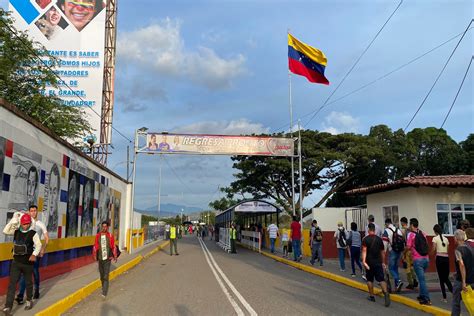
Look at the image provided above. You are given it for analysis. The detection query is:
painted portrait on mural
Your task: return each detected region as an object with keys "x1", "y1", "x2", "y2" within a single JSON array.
[
  {"x1": 0, "y1": 137, "x2": 5, "y2": 183},
  {"x1": 8, "y1": 144, "x2": 42, "y2": 211},
  {"x1": 112, "y1": 190, "x2": 121, "y2": 241},
  {"x1": 66, "y1": 170, "x2": 80, "y2": 237},
  {"x1": 45, "y1": 163, "x2": 60, "y2": 233},
  {"x1": 80, "y1": 178, "x2": 94, "y2": 236},
  {"x1": 97, "y1": 183, "x2": 110, "y2": 232}
]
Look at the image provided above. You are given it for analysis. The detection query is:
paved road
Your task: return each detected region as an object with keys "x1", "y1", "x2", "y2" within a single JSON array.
[{"x1": 66, "y1": 236, "x2": 427, "y2": 315}]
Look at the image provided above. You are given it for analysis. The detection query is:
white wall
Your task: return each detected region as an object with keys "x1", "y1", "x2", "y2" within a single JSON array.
[
  {"x1": 367, "y1": 187, "x2": 474, "y2": 235},
  {"x1": 0, "y1": 103, "x2": 130, "y2": 248},
  {"x1": 310, "y1": 207, "x2": 347, "y2": 231}
]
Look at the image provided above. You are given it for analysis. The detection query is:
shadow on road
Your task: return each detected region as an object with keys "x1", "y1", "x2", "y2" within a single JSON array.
[
  {"x1": 175, "y1": 304, "x2": 193, "y2": 316},
  {"x1": 100, "y1": 302, "x2": 123, "y2": 316}
]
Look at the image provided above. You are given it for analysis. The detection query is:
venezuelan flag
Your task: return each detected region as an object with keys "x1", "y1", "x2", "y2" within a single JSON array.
[{"x1": 288, "y1": 34, "x2": 329, "y2": 85}]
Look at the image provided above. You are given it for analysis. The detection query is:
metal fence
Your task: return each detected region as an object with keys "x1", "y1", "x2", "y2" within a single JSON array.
[
  {"x1": 144, "y1": 224, "x2": 165, "y2": 244},
  {"x1": 240, "y1": 230, "x2": 261, "y2": 252}
]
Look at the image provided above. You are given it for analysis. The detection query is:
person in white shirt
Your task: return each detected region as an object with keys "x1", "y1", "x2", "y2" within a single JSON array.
[
  {"x1": 267, "y1": 223, "x2": 279, "y2": 253},
  {"x1": 365, "y1": 214, "x2": 383, "y2": 237},
  {"x1": 382, "y1": 218, "x2": 404, "y2": 292},
  {"x1": 430, "y1": 224, "x2": 452, "y2": 302},
  {"x1": 16, "y1": 205, "x2": 49, "y2": 303}
]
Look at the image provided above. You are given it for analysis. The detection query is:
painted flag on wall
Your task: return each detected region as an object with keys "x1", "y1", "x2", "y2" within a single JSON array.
[{"x1": 288, "y1": 33, "x2": 329, "y2": 85}]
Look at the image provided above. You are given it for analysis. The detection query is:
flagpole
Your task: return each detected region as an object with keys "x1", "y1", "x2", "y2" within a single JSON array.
[
  {"x1": 298, "y1": 120, "x2": 303, "y2": 234},
  {"x1": 288, "y1": 30, "x2": 295, "y2": 217}
]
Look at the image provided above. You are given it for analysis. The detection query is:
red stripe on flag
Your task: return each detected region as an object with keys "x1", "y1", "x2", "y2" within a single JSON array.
[{"x1": 289, "y1": 57, "x2": 329, "y2": 85}]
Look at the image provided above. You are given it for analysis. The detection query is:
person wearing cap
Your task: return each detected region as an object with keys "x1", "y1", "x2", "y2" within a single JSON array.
[
  {"x1": 2, "y1": 213, "x2": 42, "y2": 314},
  {"x1": 334, "y1": 221, "x2": 348, "y2": 271}
]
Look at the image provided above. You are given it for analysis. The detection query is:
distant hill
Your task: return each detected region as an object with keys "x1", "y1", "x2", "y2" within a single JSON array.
[{"x1": 135, "y1": 203, "x2": 203, "y2": 218}]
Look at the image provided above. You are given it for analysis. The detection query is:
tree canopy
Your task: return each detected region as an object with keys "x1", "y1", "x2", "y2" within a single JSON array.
[
  {"x1": 210, "y1": 126, "x2": 471, "y2": 213},
  {"x1": 0, "y1": 9, "x2": 92, "y2": 139}
]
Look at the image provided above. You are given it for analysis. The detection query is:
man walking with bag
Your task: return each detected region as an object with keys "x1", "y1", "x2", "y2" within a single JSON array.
[{"x1": 93, "y1": 221, "x2": 117, "y2": 298}]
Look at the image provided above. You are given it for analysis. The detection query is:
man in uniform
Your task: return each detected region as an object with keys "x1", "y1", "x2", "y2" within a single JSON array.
[{"x1": 170, "y1": 224, "x2": 179, "y2": 256}]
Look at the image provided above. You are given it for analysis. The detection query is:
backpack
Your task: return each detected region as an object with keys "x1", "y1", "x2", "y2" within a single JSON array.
[
  {"x1": 338, "y1": 229, "x2": 347, "y2": 248},
  {"x1": 389, "y1": 227, "x2": 405, "y2": 253},
  {"x1": 414, "y1": 230, "x2": 429, "y2": 256},
  {"x1": 314, "y1": 227, "x2": 323, "y2": 242}
]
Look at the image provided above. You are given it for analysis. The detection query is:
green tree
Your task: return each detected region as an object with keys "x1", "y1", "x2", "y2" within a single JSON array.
[
  {"x1": 460, "y1": 134, "x2": 474, "y2": 174},
  {"x1": 0, "y1": 9, "x2": 92, "y2": 139}
]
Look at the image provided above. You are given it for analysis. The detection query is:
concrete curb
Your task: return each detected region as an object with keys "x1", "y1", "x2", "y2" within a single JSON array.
[
  {"x1": 240, "y1": 243, "x2": 450, "y2": 316},
  {"x1": 35, "y1": 241, "x2": 170, "y2": 316}
]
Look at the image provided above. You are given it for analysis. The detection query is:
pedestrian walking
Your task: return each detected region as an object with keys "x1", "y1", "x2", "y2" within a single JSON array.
[
  {"x1": 267, "y1": 222, "x2": 279, "y2": 253},
  {"x1": 382, "y1": 218, "x2": 404, "y2": 292},
  {"x1": 165, "y1": 223, "x2": 170, "y2": 240},
  {"x1": 451, "y1": 229, "x2": 474, "y2": 316},
  {"x1": 365, "y1": 214, "x2": 383, "y2": 237},
  {"x1": 290, "y1": 216, "x2": 302, "y2": 262},
  {"x1": 169, "y1": 224, "x2": 179, "y2": 256},
  {"x1": 334, "y1": 222, "x2": 348, "y2": 271},
  {"x1": 362, "y1": 223, "x2": 390, "y2": 307},
  {"x1": 281, "y1": 228, "x2": 290, "y2": 258},
  {"x1": 230, "y1": 223, "x2": 237, "y2": 254},
  {"x1": 92, "y1": 221, "x2": 117, "y2": 298},
  {"x1": 348, "y1": 222, "x2": 363, "y2": 278},
  {"x1": 430, "y1": 224, "x2": 453, "y2": 303},
  {"x1": 2, "y1": 213, "x2": 42, "y2": 314},
  {"x1": 16, "y1": 205, "x2": 49, "y2": 303},
  {"x1": 407, "y1": 218, "x2": 431, "y2": 305},
  {"x1": 309, "y1": 220, "x2": 323, "y2": 266},
  {"x1": 400, "y1": 217, "x2": 418, "y2": 290}
]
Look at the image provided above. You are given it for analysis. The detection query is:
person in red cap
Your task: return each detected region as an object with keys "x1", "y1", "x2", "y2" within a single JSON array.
[{"x1": 2, "y1": 213, "x2": 42, "y2": 314}]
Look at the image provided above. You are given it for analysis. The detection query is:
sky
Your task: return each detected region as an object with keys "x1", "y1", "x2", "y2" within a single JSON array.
[{"x1": 2, "y1": 0, "x2": 473, "y2": 212}]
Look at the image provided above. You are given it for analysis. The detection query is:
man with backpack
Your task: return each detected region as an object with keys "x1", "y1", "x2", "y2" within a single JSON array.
[
  {"x1": 383, "y1": 218, "x2": 404, "y2": 292},
  {"x1": 406, "y1": 218, "x2": 431, "y2": 305},
  {"x1": 334, "y1": 221, "x2": 348, "y2": 271},
  {"x1": 310, "y1": 220, "x2": 323, "y2": 266}
]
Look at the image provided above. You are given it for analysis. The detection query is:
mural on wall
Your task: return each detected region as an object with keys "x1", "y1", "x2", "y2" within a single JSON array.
[
  {"x1": 97, "y1": 183, "x2": 111, "y2": 233},
  {"x1": 0, "y1": 133, "x2": 123, "y2": 244},
  {"x1": 0, "y1": 137, "x2": 5, "y2": 185},
  {"x1": 43, "y1": 161, "x2": 60, "y2": 235},
  {"x1": 112, "y1": 190, "x2": 121, "y2": 241},
  {"x1": 66, "y1": 170, "x2": 80, "y2": 237},
  {"x1": 8, "y1": 144, "x2": 41, "y2": 211},
  {"x1": 80, "y1": 177, "x2": 94, "y2": 236}
]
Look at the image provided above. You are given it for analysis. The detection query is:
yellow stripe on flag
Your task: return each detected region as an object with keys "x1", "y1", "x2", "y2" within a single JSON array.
[{"x1": 288, "y1": 33, "x2": 327, "y2": 66}]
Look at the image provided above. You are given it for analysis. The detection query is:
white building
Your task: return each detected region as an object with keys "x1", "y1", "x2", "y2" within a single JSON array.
[{"x1": 346, "y1": 175, "x2": 474, "y2": 235}]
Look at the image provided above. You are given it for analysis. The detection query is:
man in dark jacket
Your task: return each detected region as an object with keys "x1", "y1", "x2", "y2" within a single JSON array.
[
  {"x1": 93, "y1": 221, "x2": 117, "y2": 298},
  {"x1": 2, "y1": 213, "x2": 42, "y2": 314}
]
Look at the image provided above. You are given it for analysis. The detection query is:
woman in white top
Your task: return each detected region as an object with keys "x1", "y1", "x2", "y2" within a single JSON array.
[{"x1": 430, "y1": 224, "x2": 453, "y2": 302}]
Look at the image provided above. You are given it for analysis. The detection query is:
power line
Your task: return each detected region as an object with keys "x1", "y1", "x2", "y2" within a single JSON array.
[
  {"x1": 0, "y1": 17, "x2": 133, "y2": 143},
  {"x1": 440, "y1": 56, "x2": 473, "y2": 129},
  {"x1": 162, "y1": 156, "x2": 194, "y2": 195},
  {"x1": 270, "y1": 28, "x2": 473, "y2": 133},
  {"x1": 303, "y1": 0, "x2": 404, "y2": 128},
  {"x1": 404, "y1": 19, "x2": 473, "y2": 131}
]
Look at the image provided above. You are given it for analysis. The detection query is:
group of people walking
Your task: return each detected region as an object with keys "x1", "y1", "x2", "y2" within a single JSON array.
[{"x1": 2, "y1": 205, "x2": 119, "y2": 315}]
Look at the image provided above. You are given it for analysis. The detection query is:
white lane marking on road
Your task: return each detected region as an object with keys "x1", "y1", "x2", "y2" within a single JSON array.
[
  {"x1": 198, "y1": 237, "x2": 245, "y2": 316},
  {"x1": 199, "y1": 237, "x2": 258, "y2": 316}
]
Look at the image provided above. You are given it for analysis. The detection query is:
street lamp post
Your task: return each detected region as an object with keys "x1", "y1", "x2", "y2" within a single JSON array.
[{"x1": 129, "y1": 127, "x2": 148, "y2": 254}]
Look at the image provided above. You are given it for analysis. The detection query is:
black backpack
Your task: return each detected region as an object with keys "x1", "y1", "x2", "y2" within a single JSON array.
[
  {"x1": 313, "y1": 227, "x2": 323, "y2": 242},
  {"x1": 414, "y1": 230, "x2": 429, "y2": 256},
  {"x1": 338, "y1": 229, "x2": 347, "y2": 248},
  {"x1": 389, "y1": 227, "x2": 405, "y2": 253}
]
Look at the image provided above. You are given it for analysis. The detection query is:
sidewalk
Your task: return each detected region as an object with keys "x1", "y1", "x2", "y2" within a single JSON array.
[
  {"x1": 0, "y1": 239, "x2": 168, "y2": 316},
  {"x1": 259, "y1": 246, "x2": 470, "y2": 315}
]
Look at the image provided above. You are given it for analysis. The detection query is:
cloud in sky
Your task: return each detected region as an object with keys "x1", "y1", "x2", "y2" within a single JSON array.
[
  {"x1": 321, "y1": 111, "x2": 360, "y2": 134},
  {"x1": 173, "y1": 118, "x2": 270, "y2": 135},
  {"x1": 117, "y1": 18, "x2": 246, "y2": 90}
]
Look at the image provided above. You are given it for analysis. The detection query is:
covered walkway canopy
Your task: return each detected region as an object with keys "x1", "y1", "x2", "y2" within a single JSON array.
[{"x1": 215, "y1": 200, "x2": 283, "y2": 230}]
